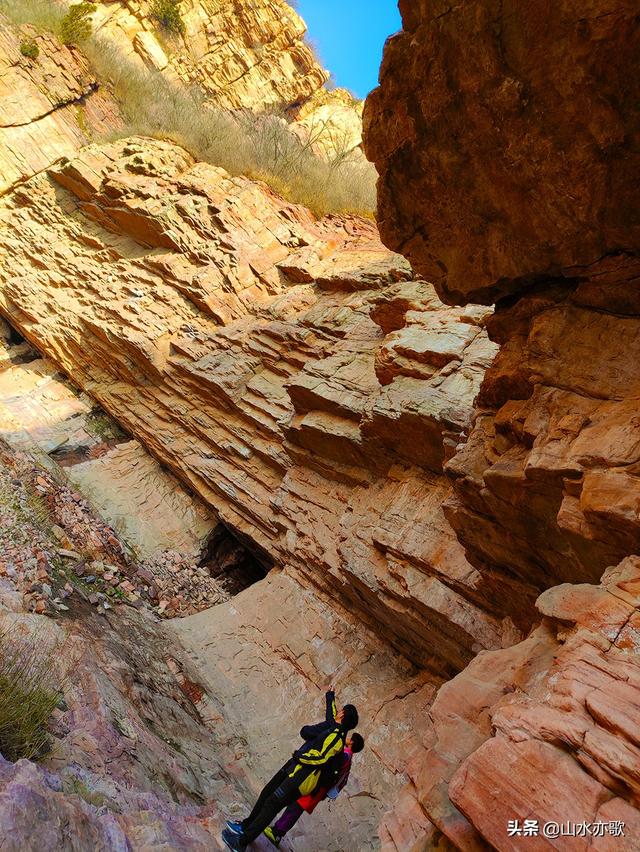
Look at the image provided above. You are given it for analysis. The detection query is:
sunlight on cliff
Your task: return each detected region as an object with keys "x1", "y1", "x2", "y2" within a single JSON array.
[{"x1": 1, "y1": 0, "x2": 377, "y2": 218}]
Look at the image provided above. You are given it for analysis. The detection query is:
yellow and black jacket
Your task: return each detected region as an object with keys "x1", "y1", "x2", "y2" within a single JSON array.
[{"x1": 287, "y1": 691, "x2": 345, "y2": 796}]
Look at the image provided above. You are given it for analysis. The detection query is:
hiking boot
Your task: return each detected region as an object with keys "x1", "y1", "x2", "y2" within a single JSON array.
[
  {"x1": 225, "y1": 821, "x2": 244, "y2": 836},
  {"x1": 263, "y1": 827, "x2": 281, "y2": 847},
  {"x1": 221, "y1": 828, "x2": 246, "y2": 851}
]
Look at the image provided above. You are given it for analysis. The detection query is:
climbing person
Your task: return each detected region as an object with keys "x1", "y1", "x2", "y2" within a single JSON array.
[
  {"x1": 263, "y1": 732, "x2": 365, "y2": 847},
  {"x1": 221, "y1": 687, "x2": 358, "y2": 850}
]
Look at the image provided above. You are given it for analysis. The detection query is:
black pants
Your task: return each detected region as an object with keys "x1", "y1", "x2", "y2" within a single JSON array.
[{"x1": 241, "y1": 762, "x2": 302, "y2": 843}]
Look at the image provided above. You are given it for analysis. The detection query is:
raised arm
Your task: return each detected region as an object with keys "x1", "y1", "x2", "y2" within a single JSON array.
[
  {"x1": 325, "y1": 687, "x2": 337, "y2": 723},
  {"x1": 299, "y1": 687, "x2": 337, "y2": 741}
]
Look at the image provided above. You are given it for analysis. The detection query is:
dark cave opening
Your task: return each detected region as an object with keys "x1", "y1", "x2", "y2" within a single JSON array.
[
  {"x1": 8, "y1": 325, "x2": 25, "y2": 346},
  {"x1": 199, "y1": 523, "x2": 272, "y2": 597}
]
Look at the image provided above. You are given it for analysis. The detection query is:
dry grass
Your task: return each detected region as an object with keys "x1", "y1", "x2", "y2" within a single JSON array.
[
  {"x1": 0, "y1": 0, "x2": 66, "y2": 33},
  {"x1": 87, "y1": 38, "x2": 376, "y2": 217},
  {"x1": 0, "y1": 0, "x2": 376, "y2": 218},
  {"x1": 0, "y1": 625, "x2": 64, "y2": 762}
]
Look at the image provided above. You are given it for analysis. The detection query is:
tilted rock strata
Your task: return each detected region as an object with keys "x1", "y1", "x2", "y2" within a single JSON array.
[
  {"x1": 396, "y1": 557, "x2": 640, "y2": 852},
  {"x1": 363, "y1": 0, "x2": 640, "y2": 304},
  {"x1": 83, "y1": 1, "x2": 364, "y2": 165},
  {"x1": 0, "y1": 19, "x2": 120, "y2": 195},
  {"x1": 365, "y1": 1, "x2": 640, "y2": 847},
  {"x1": 0, "y1": 137, "x2": 521, "y2": 677},
  {"x1": 88, "y1": 0, "x2": 329, "y2": 111},
  {"x1": 446, "y1": 257, "x2": 640, "y2": 599}
]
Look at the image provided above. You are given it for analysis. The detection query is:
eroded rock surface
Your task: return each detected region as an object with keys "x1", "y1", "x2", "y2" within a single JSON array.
[
  {"x1": 173, "y1": 568, "x2": 440, "y2": 850},
  {"x1": 0, "y1": 19, "x2": 120, "y2": 195},
  {"x1": 0, "y1": 137, "x2": 514, "y2": 678},
  {"x1": 395, "y1": 557, "x2": 640, "y2": 852},
  {"x1": 364, "y1": 0, "x2": 640, "y2": 304},
  {"x1": 446, "y1": 256, "x2": 640, "y2": 599},
  {"x1": 81, "y1": 0, "x2": 365, "y2": 162},
  {"x1": 366, "y1": 1, "x2": 640, "y2": 848},
  {"x1": 88, "y1": 0, "x2": 328, "y2": 111}
]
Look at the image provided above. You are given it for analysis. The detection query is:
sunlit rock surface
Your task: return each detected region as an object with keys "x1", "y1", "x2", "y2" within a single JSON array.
[
  {"x1": 0, "y1": 19, "x2": 120, "y2": 195},
  {"x1": 0, "y1": 137, "x2": 516, "y2": 677}
]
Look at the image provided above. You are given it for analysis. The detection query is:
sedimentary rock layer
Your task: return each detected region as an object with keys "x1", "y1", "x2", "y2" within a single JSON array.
[
  {"x1": 365, "y1": 2, "x2": 640, "y2": 847},
  {"x1": 446, "y1": 256, "x2": 640, "y2": 596},
  {"x1": 0, "y1": 19, "x2": 120, "y2": 195},
  {"x1": 0, "y1": 137, "x2": 519, "y2": 677},
  {"x1": 88, "y1": 0, "x2": 329, "y2": 111},
  {"x1": 363, "y1": 0, "x2": 640, "y2": 305},
  {"x1": 388, "y1": 556, "x2": 640, "y2": 852}
]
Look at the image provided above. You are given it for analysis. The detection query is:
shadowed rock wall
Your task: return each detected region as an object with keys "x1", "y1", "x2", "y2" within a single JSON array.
[
  {"x1": 365, "y1": 1, "x2": 640, "y2": 848},
  {"x1": 364, "y1": 0, "x2": 640, "y2": 305}
]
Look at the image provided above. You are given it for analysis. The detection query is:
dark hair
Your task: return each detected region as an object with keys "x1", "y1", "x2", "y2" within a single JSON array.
[
  {"x1": 342, "y1": 704, "x2": 359, "y2": 730},
  {"x1": 350, "y1": 732, "x2": 365, "y2": 753}
]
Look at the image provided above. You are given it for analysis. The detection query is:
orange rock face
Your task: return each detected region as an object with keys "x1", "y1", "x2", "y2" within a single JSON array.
[
  {"x1": 0, "y1": 137, "x2": 517, "y2": 679},
  {"x1": 0, "y1": 19, "x2": 120, "y2": 195},
  {"x1": 446, "y1": 255, "x2": 640, "y2": 595},
  {"x1": 88, "y1": 0, "x2": 328, "y2": 111},
  {"x1": 381, "y1": 557, "x2": 640, "y2": 850},
  {"x1": 364, "y1": 0, "x2": 640, "y2": 305},
  {"x1": 365, "y1": 1, "x2": 640, "y2": 848}
]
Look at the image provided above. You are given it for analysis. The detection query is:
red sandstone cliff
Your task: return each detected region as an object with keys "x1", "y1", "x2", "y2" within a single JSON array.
[
  {"x1": 0, "y1": 1, "x2": 639, "y2": 850},
  {"x1": 366, "y1": 1, "x2": 640, "y2": 849}
]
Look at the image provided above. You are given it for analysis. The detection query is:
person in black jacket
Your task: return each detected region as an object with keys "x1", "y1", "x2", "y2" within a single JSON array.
[{"x1": 221, "y1": 688, "x2": 358, "y2": 850}]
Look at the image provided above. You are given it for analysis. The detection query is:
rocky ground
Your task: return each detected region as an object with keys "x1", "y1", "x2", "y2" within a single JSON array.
[
  {"x1": 0, "y1": 329, "x2": 234, "y2": 619},
  {"x1": 0, "y1": 438, "x2": 230, "y2": 626},
  {"x1": 0, "y1": 443, "x2": 228, "y2": 619},
  {"x1": 1, "y1": 1, "x2": 639, "y2": 850}
]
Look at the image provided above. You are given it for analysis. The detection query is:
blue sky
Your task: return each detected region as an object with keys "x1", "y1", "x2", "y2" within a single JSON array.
[{"x1": 295, "y1": 1, "x2": 402, "y2": 99}]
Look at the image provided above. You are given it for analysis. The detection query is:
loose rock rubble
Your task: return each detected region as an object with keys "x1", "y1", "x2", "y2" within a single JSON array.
[
  {"x1": 137, "y1": 550, "x2": 228, "y2": 617},
  {"x1": 0, "y1": 443, "x2": 227, "y2": 619}
]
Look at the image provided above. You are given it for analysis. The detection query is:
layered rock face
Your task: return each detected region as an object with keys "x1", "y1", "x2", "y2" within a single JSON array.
[
  {"x1": 366, "y1": 0, "x2": 640, "y2": 848},
  {"x1": 88, "y1": 0, "x2": 328, "y2": 111},
  {"x1": 387, "y1": 557, "x2": 640, "y2": 851},
  {"x1": 0, "y1": 19, "x2": 120, "y2": 194},
  {"x1": 0, "y1": 137, "x2": 519, "y2": 678},
  {"x1": 83, "y1": 0, "x2": 366, "y2": 161},
  {"x1": 446, "y1": 257, "x2": 640, "y2": 595},
  {"x1": 364, "y1": 0, "x2": 640, "y2": 305}
]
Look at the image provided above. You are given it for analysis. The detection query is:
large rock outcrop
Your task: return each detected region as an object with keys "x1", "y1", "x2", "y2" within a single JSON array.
[
  {"x1": 88, "y1": 0, "x2": 328, "y2": 111},
  {"x1": 446, "y1": 256, "x2": 640, "y2": 595},
  {"x1": 0, "y1": 137, "x2": 519, "y2": 678},
  {"x1": 0, "y1": 19, "x2": 120, "y2": 194},
  {"x1": 81, "y1": 0, "x2": 365, "y2": 160},
  {"x1": 364, "y1": 0, "x2": 640, "y2": 305},
  {"x1": 384, "y1": 556, "x2": 640, "y2": 851},
  {"x1": 366, "y1": 1, "x2": 640, "y2": 848}
]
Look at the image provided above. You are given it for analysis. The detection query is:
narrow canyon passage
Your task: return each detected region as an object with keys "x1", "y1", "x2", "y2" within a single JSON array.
[
  {"x1": 0, "y1": 1, "x2": 639, "y2": 849},
  {"x1": 0, "y1": 322, "x2": 438, "y2": 850}
]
